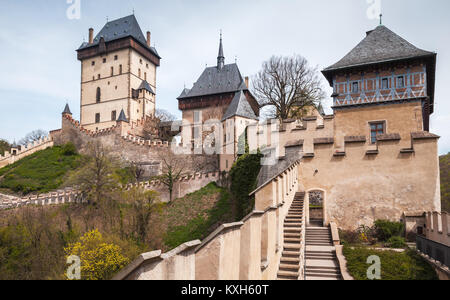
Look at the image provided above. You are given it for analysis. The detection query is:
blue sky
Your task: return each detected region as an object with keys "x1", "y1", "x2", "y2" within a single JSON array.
[{"x1": 0, "y1": 0, "x2": 449, "y2": 154}]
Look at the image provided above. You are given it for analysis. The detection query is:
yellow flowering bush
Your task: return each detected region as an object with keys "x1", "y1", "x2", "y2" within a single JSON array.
[{"x1": 65, "y1": 229, "x2": 129, "y2": 280}]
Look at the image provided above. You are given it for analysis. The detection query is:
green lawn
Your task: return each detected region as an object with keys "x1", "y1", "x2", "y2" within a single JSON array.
[
  {"x1": 0, "y1": 144, "x2": 82, "y2": 194},
  {"x1": 343, "y1": 246, "x2": 437, "y2": 280}
]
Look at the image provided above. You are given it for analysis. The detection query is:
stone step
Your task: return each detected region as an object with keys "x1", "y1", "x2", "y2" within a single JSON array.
[
  {"x1": 284, "y1": 223, "x2": 303, "y2": 227},
  {"x1": 284, "y1": 234, "x2": 301, "y2": 239},
  {"x1": 284, "y1": 238, "x2": 301, "y2": 244},
  {"x1": 285, "y1": 219, "x2": 303, "y2": 223},
  {"x1": 283, "y1": 244, "x2": 301, "y2": 251},
  {"x1": 282, "y1": 251, "x2": 300, "y2": 258},
  {"x1": 306, "y1": 255, "x2": 336, "y2": 260},
  {"x1": 277, "y1": 271, "x2": 299, "y2": 279},
  {"x1": 305, "y1": 269, "x2": 341, "y2": 276},
  {"x1": 280, "y1": 257, "x2": 300, "y2": 264},
  {"x1": 305, "y1": 273, "x2": 342, "y2": 280},
  {"x1": 305, "y1": 276, "x2": 341, "y2": 281},
  {"x1": 279, "y1": 264, "x2": 299, "y2": 272}
]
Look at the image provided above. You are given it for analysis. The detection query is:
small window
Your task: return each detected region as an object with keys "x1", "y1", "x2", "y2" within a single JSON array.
[
  {"x1": 119, "y1": 65, "x2": 122, "y2": 74},
  {"x1": 111, "y1": 110, "x2": 117, "y2": 121},
  {"x1": 91, "y1": 61, "x2": 95, "y2": 66},
  {"x1": 397, "y1": 76, "x2": 405, "y2": 88},
  {"x1": 352, "y1": 82, "x2": 359, "y2": 93},
  {"x1": 114, "y1": 55, "x2": 118, "y2": 61},
  {"x1": 96, "y1": 87, "x2": 101, "y2": 103},
  {"x1": 111, "y1": 67, "x2": 114, "y2": 76},
  {"x1": 98, "y1": 74, "x2": 101, "y2": 79},
  {"x1": 140, "y1": 59, "x2": 143, "y2": 64},
  {"x1": 144, "y1": 72, "x2": 147, "y2": 81},
  {"x1": 226, "y1": 160, "x2": 228, "y2": 169},
  {"x1": 138, "y1": 69, "x2": 141, "y2": 78},
  {"x1": 103, "y1": 58, "x2": 106, "y2": 63},
  {"x1": 95, "y1": 113, "x2": 100, "y2": 124},
  {"x1": 146, "y1": 63, "x2": 149, "y2": 68},
  {"x1": 370, "y1": 121, "x2": 385, "y2": 144},
  {"x1": 381, "y1": 78, "x2": 389, "y2": 90}
]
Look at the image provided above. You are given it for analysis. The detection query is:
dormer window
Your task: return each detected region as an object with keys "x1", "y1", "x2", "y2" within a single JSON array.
[{"x1": 352, "y1": 82, "x2": 359, "y2": 93}]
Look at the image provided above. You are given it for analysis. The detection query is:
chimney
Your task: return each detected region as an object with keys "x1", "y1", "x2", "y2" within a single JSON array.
[
  {"x1": 147, "y1": 31, "x2": 151, "y2": 47},
  {"x1": 245, "y1": 76, "x2": 249, "y2": 88},
  {"x1": 89, "y1": 28, "x2": 94, "y2": 44}
]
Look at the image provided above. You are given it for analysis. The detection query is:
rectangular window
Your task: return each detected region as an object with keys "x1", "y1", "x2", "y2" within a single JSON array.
[
  {"x1": 352, "y1": 82, "x2": 359, "y2": 93},
  {"x1": 114, "y1": 55, "x2": 118, "y2": 61},
  {"x1": 98, "y1": 74, "x2": 101, "y2": 79},
  {"x1": 370, "y1": 121, "x2": 385, "y2": 144},
  {"x1": 103, "y1": 58, "x2": 106, "y2": 63},
  {"x1": 381, "y1": 78, "x2": 389, "y2": 90},
  {"x1": 111, "y1": 110, "x2": 117, "y2": 121},
  {"x1": 397, "y1": 76, "x2": 405, "y2": 88},
  {"x1": 91, "y1": 61, "x2": 95, "y2": 66},
  {"x1": 111, "y1": 67, "x2": 114, "y2": 76},
  {"x1": 95, "y1": 113, "x2": 100, "y2": 124},
  {"x1": 194, "y1": 111, "x2": 200, "y2": 123},
  {"x1": 119, "y1": 65, "x2": 123, "y2": 74}
]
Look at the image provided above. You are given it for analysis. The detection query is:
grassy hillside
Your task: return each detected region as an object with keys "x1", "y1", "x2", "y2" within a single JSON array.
[
  {"x1": 160, "y1": 182, "x2": 232, "y2": 250},
  {"x1": 0, "y1": 144, "x2": 82, "y2": 194},
  {"x1": 440, "y1": 153, "x2": 450, "y2": 213}
]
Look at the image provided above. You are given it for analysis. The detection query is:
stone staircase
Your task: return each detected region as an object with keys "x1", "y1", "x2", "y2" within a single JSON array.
[
  {"x1": 305, "y1": 226, "x2": 342, "y2": 280},
  {"x1": 277, "y1": 192, "x2": 305, "y2": 280}
]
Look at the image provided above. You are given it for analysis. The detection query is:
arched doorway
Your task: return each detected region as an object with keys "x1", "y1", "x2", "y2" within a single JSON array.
[{"x1": 308, "y1": 190, "x2": 324, "y2": 227}]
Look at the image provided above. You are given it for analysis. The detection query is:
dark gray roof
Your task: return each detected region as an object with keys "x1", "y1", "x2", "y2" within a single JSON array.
[
  {"x1": 138, "y1": 80, "x2": 155, "y2": 94},
  {"x1": 117, "y1": 109, "x2": 129, "y2": 122},
  {"x1": 324, "y1": 25, "x2": 434, "y2": 72},
  {"x1": 78, "y1": 15, "x2": 160, "y2": 58},
  {"x1": 222, "y1": 90, "x2": 258, "y2": 121},
  {"x1": 178, "y1": 88, "x2": 191, "y2": 98},
  {"x1": 62, "y1": 103, "x2": 72, "y2": 115},
  {"x1": 178, "y1": 63, "x2": 247, "y2": 99}
]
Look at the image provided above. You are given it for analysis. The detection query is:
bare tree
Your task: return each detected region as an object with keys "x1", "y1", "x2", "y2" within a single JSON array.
[
  {"x1": 252, "y1": 55, "x2": 326, "y2": 120},
  {"x1": 0, "y1": 139, "x2": 10, "y2": 155},
  {"x1": 155, "y1": 109, "x2": 176, "y2": 122},
  {"x1": 18, "y1": 129, "x2": 48, "y2": 145},
  {"x1": 67, "y1": 141, "x2": 119, "y2": 205},
  {"x1": 157, "y1": 151, "x2": 187, "y2": 202}
]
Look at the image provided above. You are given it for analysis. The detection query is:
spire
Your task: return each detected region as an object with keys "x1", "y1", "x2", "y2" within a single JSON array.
[
  {"x1": 62, "y1": 103, "x2": 72, "y2": 115},
  {"x1": 217, "y1": 30, "x2": 225, "y2": 70},
  {"x1": 117, "y1": 109, "x2": 129, "y2": 123}
]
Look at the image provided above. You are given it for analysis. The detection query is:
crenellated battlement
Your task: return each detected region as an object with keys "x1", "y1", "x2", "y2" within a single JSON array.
[
  {"x1": 0, "y1": 136, "x2": 54, "y2": 168},
  {"x1": 0, "y1": 189, "x2": 85, "y2": 210}
]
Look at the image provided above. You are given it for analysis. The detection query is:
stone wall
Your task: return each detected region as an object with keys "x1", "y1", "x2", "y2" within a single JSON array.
[
  {"x1": 0, "y1": 136, "x2": 54, "y2": 169},
  {"x1": 51, "y1": 114, "x2": 219, "y2": 176},
  {"x1": 425, "y1": 212, "x2": 450, "y2": 247}
]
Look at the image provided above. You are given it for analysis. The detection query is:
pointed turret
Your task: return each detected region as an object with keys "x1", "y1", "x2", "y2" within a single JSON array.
[
  {"x1": 117, "y1": 109, "x2": 129, "y2": 123},
  {"x1": 217, "y1": 32, "x2": 225, "y2": 70},
  {"x1": 62, "y1": 103, "x2": 72, "y2": 116}
]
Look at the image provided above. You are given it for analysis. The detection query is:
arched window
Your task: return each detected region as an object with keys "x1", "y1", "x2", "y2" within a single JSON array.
[
  {"x1": 138, "y1": 68, "x2": 141, "y2": 78},
  {"x1": 119, "y1": 64, "x2": 122, "y2": 74},
  {"x1": 96, "y1": 87, "x2": 101, "y2": 103}
]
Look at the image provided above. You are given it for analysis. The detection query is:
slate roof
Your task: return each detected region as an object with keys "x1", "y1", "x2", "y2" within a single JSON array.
[
  {"x1": 62, "y1": 104, "x2": 72, "y2": 115},
  {"x1": 78, "y1": 15, "x2": 160, "y2": 58},
  {"x1": 323, "y1": 25, "x2": 435, "y2": 72},
  {"x1": 138, "y1": 80, "x2": 155, "y2": 94},
  {"x1": 178, "y1": 88, "x2": 191, "y2": 98},
  {"x1": 221, "y1": 90, "x2": 259, "y2": 121},
  {"x1": 117, "y1": 109, "x2": 129, "y2": 122},
  {"x1": 178, "y1": 63, "x2": 247, "y2": 99}
]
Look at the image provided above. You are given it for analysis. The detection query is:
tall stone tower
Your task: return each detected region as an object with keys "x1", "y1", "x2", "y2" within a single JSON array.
[{"x1": 76, "y1": 15, "x2": 161, "y2": 131}]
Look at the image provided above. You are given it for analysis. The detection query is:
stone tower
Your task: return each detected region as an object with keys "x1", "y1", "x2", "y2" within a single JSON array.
[{"x1": 76, "y1": 15, "x2": 161, "y2": 131}]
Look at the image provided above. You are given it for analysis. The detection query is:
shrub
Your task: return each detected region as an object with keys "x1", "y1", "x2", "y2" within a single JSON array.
[
  {"x1": 64, "y1": 229, "x2": 129, "y2": 280},
  {"x1": 373, "y1": 220, "x2": 404, "y2": 241},
  {"x1": 61, "y1": 142, "x2": 77, "y2": 156},
  {"x1": 229, "y1": 151, "x2": 263, "y2": 220},
  {"x1": 385, "y1": 236, "x2": 407, "y2": 249}
]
